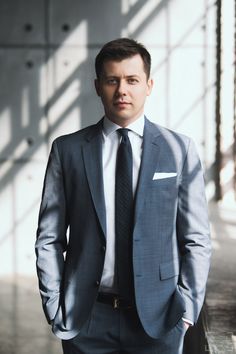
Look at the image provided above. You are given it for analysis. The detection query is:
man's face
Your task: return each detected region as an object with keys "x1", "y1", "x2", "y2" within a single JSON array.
[{"x1": 95, "y1": 54, "x2": 153, "y2": 127}]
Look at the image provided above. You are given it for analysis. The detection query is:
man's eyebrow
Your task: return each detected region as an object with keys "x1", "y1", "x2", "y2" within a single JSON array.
[
  {"x1": 103, "y1": 74, "x2": 140, "y2": 78},
  {"x1": 100, "y1": 75, "x2": 117, "y2": 79},
  {"x1": 126, "y1": 75, "x2": 140, "y2": 78}
]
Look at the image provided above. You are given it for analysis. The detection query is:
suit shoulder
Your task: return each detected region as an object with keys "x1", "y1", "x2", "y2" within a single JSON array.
[
  {"x1": 52, "y1": 122, "x2": 100, "y2": 149},
  {"x1": 156, "y1": 123, "x2": 191, "y2": 144},
  {"x1": 152, "y1": 123, "x2": 193, "y2": 152},
  {"x1": 148, "y1": 122, "x2": 199, "y2": 163},
  {"x1": 54, "y1": 125, "x2": 93, "y2": 143}
]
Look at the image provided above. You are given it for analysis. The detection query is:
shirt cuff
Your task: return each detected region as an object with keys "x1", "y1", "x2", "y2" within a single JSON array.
[{"x1": 182, "y1": 317, "x2": 194, "y2": 326}]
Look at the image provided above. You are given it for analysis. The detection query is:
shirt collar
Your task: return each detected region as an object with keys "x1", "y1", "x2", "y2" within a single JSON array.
[{"x1": 103, "y1": 115, "x2": 145, "y2": 138}]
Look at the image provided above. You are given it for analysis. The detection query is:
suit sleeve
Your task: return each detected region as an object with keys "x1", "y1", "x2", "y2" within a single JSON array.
[
  {"x1": 177, "y1": 138, "x2": 211, "y2": 324},
  {"x1": 35, "y1": 140, "x2": 68, "y2": 323}
]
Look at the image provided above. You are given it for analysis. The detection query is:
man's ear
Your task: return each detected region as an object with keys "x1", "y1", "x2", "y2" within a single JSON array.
[
  {"x1": 147, "y1": 78, "x2": 153, "y2": 96},
  {"x1": 94, "y1": 79, "x2": 101, "y2": 96}
]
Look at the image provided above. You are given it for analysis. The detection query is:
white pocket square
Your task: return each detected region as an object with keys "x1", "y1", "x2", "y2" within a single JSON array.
[{"x1": 152, "y1": 172, "x2": 177, "y2": 180}]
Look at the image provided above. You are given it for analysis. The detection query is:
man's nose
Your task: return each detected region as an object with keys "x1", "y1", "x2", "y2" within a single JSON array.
[{"x1": 116, "y1": 80, "x2": 128, "y2": 95}]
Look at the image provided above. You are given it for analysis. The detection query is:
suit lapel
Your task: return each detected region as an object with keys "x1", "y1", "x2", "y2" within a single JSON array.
[
  {"x1": 134, "y1": 118, "x2": 161, "y2": 226},
  {"x1": 82, "y1": 118, "x2": 161, "y2": 237},
  {"x1": 82, "y1": 120, "x2": 106, "y2": 238}
]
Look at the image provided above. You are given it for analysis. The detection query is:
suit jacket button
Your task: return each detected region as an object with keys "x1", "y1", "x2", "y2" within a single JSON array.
[
  {"x1": 95, "y1": 280, "x2": 100, "y2": 287},
  {"x1": 101, "y1": 245, "x2": 106, "y2": 252}
]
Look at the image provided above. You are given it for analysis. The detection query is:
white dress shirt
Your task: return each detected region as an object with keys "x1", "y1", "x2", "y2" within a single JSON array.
[{"x1": 99, "y1": 115, "x2": 144, "y2": 292}]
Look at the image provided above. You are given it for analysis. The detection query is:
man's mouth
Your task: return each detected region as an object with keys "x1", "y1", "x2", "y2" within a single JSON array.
[{"x1": 114, "y1": 101, "x2": 130, "y2": 106}]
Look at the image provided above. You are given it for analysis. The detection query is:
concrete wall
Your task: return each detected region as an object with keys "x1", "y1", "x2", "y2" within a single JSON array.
[{"x1": 0, "y1": 0, "x2": 218, "y2": 276}]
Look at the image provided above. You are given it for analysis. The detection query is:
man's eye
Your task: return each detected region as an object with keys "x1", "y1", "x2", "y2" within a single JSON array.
[
  {"x1": 107, "y1": 79, "x2": 118, "y2": 85},
  {"x1": 128, "y1": 78, "x2": 138, "y2": 84}
]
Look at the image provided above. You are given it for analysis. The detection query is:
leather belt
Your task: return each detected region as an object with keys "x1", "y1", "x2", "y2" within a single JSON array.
[{"x1": 97, "y1": 293, "x2": 134, "y2": 309}]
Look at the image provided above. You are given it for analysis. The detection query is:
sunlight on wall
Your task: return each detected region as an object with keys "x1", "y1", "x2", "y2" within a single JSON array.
[
  {"x1": 233, "y1": 336, "x2": 236, "y2": 350},
  {"x1": 39, "y1": 21, "x2": 88, "y2": 140},
  {"x1": 219, "y1": 0, "x2": 235, "y2": 205},
  {"x1": 62, "y1": 19, "x2": 88, "y2": 46},
  {"x1": 121, "y1": 0, "x2": 139, "y2": 15},
  {"x1": 0, "y1": 163, "x2": 45, "y2": 276},
  {"x1": 48, "y1": 79, "x2": 81, "y2": 143},
  {"x1": 21, "y1": 87, "x2": 30, "y2": 128},
  {"x1": 125, "y1": 0, "x2": 163, "y2": 33},
  {"x1": 44, "y1": 26, "x2": 88, "y2": 140},
  {"x1": 0, "y1": 108, "x2": 11, "y2": 152}
]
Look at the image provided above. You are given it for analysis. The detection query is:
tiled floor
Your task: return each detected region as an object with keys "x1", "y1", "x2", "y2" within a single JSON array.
[
  {"x1": 0, "y1": 277, "x2": 62, "y2": 354},
  {"x1": 205, "y1": 201, "x2": 236, "y2": 353}
]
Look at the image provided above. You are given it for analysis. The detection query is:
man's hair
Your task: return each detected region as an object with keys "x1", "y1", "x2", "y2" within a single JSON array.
[{"x1": 95, "y1": 38, "x2": 151, "y2": 79}]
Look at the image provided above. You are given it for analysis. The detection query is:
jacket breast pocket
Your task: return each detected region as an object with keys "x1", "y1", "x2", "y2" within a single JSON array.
[
  {"x1": 159, "y1": 258, "x2": 180, "y2": 280},
  {"x1": 151, "y1": 176, "x2": 178, "y2": 191}
]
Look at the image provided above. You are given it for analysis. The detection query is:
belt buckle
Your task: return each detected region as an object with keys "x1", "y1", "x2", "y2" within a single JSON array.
[{"x1": 113, "y1": 296, "x2": 119, "y2": 309}]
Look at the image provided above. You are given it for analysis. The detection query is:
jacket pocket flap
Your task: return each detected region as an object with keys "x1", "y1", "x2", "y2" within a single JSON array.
[{"x1": 160, "y1": 258, "x2": 179, "y2": 280}]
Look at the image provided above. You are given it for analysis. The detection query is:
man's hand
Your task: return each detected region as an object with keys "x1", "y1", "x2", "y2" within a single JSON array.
[{"x1": 183, "y1": 320, "x2": 190, "y2": 331}]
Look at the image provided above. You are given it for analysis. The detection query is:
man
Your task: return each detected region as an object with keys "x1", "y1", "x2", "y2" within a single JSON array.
[{"x1": 35, "y1": 38, "x2": 211, "y2": 354}]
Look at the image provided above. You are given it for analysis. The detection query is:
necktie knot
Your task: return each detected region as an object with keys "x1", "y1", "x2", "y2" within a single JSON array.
[{"x1": 117, "y1": 128, "x2": 130, "y2": 138}]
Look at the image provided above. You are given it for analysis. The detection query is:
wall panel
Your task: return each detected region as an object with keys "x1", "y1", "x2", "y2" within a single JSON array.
[
  {"x1": 0, "y1": 0, "x2": 46, "y2": 45},
  {"x1": 49, "y1": 0, "x2": 123, "y2": 45},
  {"x1": 0, "y1": 49, "x2": 48, "y2": 161}
]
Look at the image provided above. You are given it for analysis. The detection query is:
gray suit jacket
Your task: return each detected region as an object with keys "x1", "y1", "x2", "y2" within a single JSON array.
[{"x1": 35, "y1": 117, "x2": 211, "y2": 340}]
